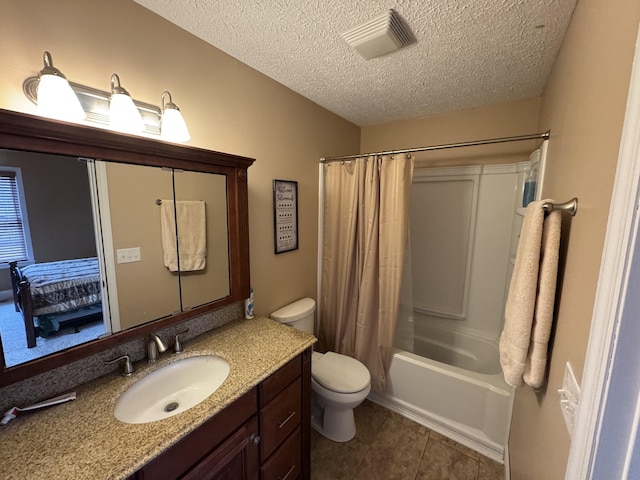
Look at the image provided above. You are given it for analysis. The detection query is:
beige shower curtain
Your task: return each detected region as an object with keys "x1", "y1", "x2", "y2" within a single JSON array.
[{"x1": 319, "y1": 154, "x2": 413, "y2": 392}]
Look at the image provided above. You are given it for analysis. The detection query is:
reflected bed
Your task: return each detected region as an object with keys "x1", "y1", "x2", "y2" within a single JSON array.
[{"x1": 9, "y1": 257, "x2": 102, "y2": 348}]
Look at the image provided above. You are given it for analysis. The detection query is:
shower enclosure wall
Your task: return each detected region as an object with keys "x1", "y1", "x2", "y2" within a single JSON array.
[{"x1": 370, "y1": 152, "x2": 544, "y2": 462}]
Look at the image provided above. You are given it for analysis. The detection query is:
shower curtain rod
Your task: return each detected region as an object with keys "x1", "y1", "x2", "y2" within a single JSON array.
[{"x1": 320, "y1": 131, "x2": 550, "y2": 163}]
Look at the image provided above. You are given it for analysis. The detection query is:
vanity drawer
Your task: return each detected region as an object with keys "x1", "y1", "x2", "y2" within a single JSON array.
[
  {"x1": 260, "y1": 376, "x2": 302, "y2": 459},
  {"x1": 260, "y1": 355, "x2": 301, "y2": 405},
  {"x1": 260, "y1": 426, "x2": 301, "y2": 480}
]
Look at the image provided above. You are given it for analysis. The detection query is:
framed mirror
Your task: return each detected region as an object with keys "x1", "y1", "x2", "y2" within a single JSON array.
[{"x1": 0, "y1": 109, "x2": 253, "y2": 386}]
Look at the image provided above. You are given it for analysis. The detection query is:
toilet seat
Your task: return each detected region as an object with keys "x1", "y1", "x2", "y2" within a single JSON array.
[{"x1": 312, "y1": 351, "x2": 370, "y2": 393}]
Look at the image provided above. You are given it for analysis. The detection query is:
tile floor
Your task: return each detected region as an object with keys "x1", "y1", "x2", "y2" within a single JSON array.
[{"x1": 310, "y1": 400, "x2": 505, "y2": 480}]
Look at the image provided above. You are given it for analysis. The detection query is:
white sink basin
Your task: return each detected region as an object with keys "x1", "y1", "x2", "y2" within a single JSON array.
[{"x1": 114, "y1": 355, "x2": 230, "y2": 424}]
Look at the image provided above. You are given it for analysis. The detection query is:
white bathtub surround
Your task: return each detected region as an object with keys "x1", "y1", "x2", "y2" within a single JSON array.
[
  {"x1": 412, "y1": 316, "x2": 501, "y2": 375},
  {"x1": 383, "y1": 158, "x2": 545, "y2": 465},
  {"x1": 319, "y1": 155, "x2": 413, "y2": 392},
  {"x1": 368, "y1": 348, "x2": 514, "y2": 463},
  {"x1": 371, "y1": 323, "x2": 515, "y2": 461},
  {"x1": 499, "y1": 201, "x2": 561, "y2": 387},
  {"x1": 406, "y1": 163, "x2": 523, "y2": 341}
]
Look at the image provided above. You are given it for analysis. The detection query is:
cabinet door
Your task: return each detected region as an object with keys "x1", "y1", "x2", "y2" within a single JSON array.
[
  {"x1": 181, "y1": 416, "x2": 259, "y2": 480},
  {"x1": 173, "y1": 170, "x2": 230, "y2": 310},
  {"x1": 100, "y1": 162, "x2": 180, "y2": 330},
  {"x1": 97, "y1": 164, "x2": 232, "y2": 331}
]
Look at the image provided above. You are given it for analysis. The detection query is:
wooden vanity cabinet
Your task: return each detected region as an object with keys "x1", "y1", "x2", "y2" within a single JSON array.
[
  {"x1": 134, "y1": 388, "x2": 259, "y2": 480},
  {"x1": 132, "y1": 348, "x2": 312, "y2": 480}
]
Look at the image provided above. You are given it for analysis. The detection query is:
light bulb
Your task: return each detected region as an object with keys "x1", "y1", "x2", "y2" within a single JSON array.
[
  {"x1": 36, "y1": 52, "x2": 85, "y2": 122},
  {"x1": 161, "y1": 91, "x2": 190, "y2": 142},
  {"x1": 109, "y1": 74, "x2": 144, "y2": 134}
]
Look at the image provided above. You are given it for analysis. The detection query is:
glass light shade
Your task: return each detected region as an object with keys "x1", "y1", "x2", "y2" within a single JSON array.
[
  {"x1": 36, "y1": 74, "x2": 85, "y2": 122},
  {"x1": 161, "y1": 108, "x2": 191, "y2": 142},
  {"x1": 109, "y1": 93, "x2": 144, "y2": 134}
]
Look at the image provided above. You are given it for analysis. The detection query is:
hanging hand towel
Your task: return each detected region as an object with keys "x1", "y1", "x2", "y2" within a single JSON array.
[
  {"x1": 160, "y1": 200, "x2": 207, "y2": 272},
  {"x1": 499, "y1": 200, "x2": 561, "y2": 387}
]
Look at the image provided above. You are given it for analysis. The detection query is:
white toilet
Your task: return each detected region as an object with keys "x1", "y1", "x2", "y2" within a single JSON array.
[{"x1": 270, "y1": 297, "x2": 371, "y2": 442}]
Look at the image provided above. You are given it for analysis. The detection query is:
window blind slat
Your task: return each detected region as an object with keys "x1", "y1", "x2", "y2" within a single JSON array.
[{"x1": 0, "y1": 172, "x2": 28, "y2": 263}]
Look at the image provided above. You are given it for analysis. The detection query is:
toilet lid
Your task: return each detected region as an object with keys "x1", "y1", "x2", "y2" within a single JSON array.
[{"x1": 312, "y1": 351, "x2": 371, "y2": 393}]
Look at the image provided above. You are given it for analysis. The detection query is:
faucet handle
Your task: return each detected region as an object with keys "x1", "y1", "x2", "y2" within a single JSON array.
[
  {"x1": 105, "y1": 355, "x2": 134, "y2": 376},
  {"x1": 173, "y1": 329, "x2": 189, "y2": 353}
]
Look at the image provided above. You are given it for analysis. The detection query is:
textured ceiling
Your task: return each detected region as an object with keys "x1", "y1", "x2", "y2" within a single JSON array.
[{"x1": 133, "y1": 0, "x2": 577, "y2": 127}]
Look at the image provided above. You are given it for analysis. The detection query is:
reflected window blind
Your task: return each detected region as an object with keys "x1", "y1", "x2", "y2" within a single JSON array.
[{"x1": 0, "y1": 171, "x2": 28, "y2": 263}]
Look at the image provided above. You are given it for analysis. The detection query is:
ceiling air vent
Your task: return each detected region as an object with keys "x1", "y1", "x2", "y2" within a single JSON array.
[{"x1": 341, "y1": 9, "x2": 414, "y2": 60}]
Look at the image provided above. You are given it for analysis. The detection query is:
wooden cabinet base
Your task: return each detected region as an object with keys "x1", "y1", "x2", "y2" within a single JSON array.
[{"x1": 132, "y1": 349, "x2": 311, "y2": 480}]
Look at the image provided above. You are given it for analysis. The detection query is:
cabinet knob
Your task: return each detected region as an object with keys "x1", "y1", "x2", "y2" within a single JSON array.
[{"x1": 250, "y1": 433, "x2": 261, "y2": 445}]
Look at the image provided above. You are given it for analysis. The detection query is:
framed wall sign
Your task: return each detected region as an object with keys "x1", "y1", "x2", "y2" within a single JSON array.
[{"x1": 273, "y1": 179, "x2": 298, "y2": 254}]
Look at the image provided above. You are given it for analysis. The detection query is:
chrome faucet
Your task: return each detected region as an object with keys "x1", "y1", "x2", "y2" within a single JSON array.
[{"x1": 147, "y1": 334, "x2": 168, "y2": 363}]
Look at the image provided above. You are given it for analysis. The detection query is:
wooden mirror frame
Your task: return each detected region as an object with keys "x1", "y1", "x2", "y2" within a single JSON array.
[{"x1": 0, "y1": 109, "x2": 253, "y2": 386}]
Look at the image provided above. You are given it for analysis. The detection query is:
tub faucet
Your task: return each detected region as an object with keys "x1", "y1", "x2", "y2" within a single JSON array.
[{"x1": 147, "y1": 334, "x2": 168, "y2": 363}]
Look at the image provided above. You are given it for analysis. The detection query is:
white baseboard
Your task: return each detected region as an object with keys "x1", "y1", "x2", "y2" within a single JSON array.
[{"x1": 504, "y1": 443, "x2": 511, "y2": 480}]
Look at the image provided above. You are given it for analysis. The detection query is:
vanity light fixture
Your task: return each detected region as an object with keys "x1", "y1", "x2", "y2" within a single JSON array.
[
  {"x1": 23, "y1": 51, "x2": 191, "y2": 142},
  {"x1": 109, "y1": 73, "x2": 145, "y2": 134},
  {"x1": 34, "y1": 51, "x2": 85, "y2": 122},
  {"x1": 160, "y1": 91, "x2": 191, "y2": 142}
]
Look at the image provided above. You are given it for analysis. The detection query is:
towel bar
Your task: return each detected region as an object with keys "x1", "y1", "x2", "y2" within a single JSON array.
[{"x1": 542, "y1": 198, "x2": 578, "y2": 216}]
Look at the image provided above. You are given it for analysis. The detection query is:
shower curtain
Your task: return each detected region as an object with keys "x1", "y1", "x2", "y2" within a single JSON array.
[{"x1": 318, "y1": 154, "x2": 413, "y2": 391}]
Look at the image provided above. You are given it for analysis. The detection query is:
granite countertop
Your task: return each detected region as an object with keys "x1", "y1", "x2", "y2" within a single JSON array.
[{"x1": 0, "y1": 317, "x2": 316, "y2": 480}]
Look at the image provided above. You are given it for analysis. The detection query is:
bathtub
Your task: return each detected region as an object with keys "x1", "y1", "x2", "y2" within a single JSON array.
[{"x1": 368, "y1": 326, "x2": 514, "y2": 463}]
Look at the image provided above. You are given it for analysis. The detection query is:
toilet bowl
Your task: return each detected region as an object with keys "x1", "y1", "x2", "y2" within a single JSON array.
[
  {"x1": 310, "y1": 351, "x2": 371, "y2": 442},
  {"x1": 270, "y1": 298, "x2": 371, "y2": 442}
]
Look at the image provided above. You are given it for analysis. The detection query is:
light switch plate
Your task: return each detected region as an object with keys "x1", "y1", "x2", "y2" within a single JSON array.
[
  {"x1": 558, "y1": 361, "x2": 580, "y2": 438},
  {"x1": 116, "y1": 247, "x2": 141, "y2": 264}
]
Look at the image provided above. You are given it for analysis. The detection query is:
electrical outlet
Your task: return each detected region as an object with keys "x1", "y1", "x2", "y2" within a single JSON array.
[
  {"x1": 558, "y1": 362, "x2": 580, "y2": 438},
  {"x1": 116, "y1": 247, "x2": 141, "y2": 264}
]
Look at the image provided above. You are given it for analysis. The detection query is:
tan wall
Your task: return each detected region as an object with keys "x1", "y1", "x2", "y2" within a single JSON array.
[
  {"x1": 361, "y1": 98, "x2": 542, "y2": 166},
  {"x1": 508, "y1": 1, "x2": 640, "y2": 479},
  {"x1": 0, "y1": 0, "x2": 360, "y2": 317}
]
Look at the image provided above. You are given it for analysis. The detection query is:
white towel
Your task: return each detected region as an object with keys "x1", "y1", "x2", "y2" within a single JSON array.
[
  {"x1": 160, "y1": 200, "x2": 207, "y2": 272},
  {"x1": 499, "y1": 200, "x2": 561, "y2": 387}
]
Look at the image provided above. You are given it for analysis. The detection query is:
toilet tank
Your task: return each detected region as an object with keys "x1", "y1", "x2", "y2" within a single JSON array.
[{"x1": 270, "y1": 297, "x2": 315, "y2": 334}]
